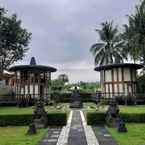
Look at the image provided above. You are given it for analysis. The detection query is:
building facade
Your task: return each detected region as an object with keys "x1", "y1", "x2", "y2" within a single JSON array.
[
  {"x1": 95, "y1": 63, "x2": 143, "y2": 98},
  {"x1": 9, "y1": 57, "x2": 57, "y2": 103}
]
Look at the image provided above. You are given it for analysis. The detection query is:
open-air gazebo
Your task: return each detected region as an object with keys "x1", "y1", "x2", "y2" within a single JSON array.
[
  {"x1": 9, "y1": 57, "x2": 57, "y2": 105},
  {"x1": 95, "y1": 63, "x2": 143, "y2": 98}
]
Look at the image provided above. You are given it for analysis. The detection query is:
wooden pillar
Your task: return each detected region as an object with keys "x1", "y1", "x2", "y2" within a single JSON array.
[
  {"x1": 111, "y1": 69, "x2": 114, "y2": 97},
  {"x1": 33, "y1": 73, "x2": 35, "y2": 98},
  {"x1": 122, "y1": 67, "x2": 125, "y2": 96},
  {"x1": 27, "y1": 71, "x2": 30, "y2": 95},
  {"x1": 38, "y1": 72, "x2": 40, "y2": 98},
  {"x1": 116, "y1": 68, "x2": 119, "y2": 96},
  {"x1": 45, "y1": 72, "x2": 48, "y2": 97}
]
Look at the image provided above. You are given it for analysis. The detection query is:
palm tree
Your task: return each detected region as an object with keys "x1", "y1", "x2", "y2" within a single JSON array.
[
  {"x1": 123, "y1": 0, "x2": 145, "y2": 64},
  {"x1": 90, "y1": 21, "x2": 126, "y2": 66}
]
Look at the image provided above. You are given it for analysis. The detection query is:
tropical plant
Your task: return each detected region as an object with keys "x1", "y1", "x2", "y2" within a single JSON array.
[
  {"x1": 90, "y1": 21, "x2": 127, "y2": 65},
  {"x1": 123, "y1": 0, "x2": 145, "y2": 65},
  {"x1": 58, "y1": 74, "x2": 69, "y2": 83}
]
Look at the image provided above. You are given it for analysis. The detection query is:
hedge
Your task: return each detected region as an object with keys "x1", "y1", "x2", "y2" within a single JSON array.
[
  {"x1": 120, "y1": 113, "x2": 145, "y2": 123},
  {"x1": 86, "y1": 112, "x2": 106, "y2": 125},
  {"x1": 60, "y1": 93, "x2": 93, "y2": 103},
  {"x1": 86, "y1": 112, "x2": 145, "y2": 125},
  {"x1": 0, "y1": 113, "x2": 67, "y2": 126}
]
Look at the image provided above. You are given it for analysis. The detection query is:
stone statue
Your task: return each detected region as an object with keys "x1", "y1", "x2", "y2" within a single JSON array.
[
  {"x1": 106, "y1": 99, "x2": 119, "y2": 127},
  {"x1": 32, "y1": 97, "x2": 48, "y2": 128},
  {"x1": 27, "y1": 123, "x2": 37, "y2": 135},
  {"x1": 117, "y1": 118, "x2": 127, "y2": 132},
  {"x1": 70, "y1": 86, "x2": 82, "y2": 108},
  {"x1": 106, "y1": 98, "x2": 127, "y2": 133}
]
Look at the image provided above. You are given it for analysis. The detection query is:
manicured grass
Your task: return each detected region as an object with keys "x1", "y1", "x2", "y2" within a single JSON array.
[
  {"x1": 83, "y1": 102, "x2": 106, "y2": 113},
  {"x1": 107, "y1": 123, "x2": 145, "y2": 145},
  {"x1": 0, "y1": 103, "x2": 69, "y2": 115},
  {"x1": 120, "y1": 105, "x2": 145, "y2": 114},
  {"x1": 84, "y1": 103, "x2": 145, "y2": 114},
  {"x1": 0, "y1": 126, "x2": 47, "y2": 145}
]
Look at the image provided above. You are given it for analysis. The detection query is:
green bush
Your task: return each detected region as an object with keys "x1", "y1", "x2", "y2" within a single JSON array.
[
  {"x1": 120, "y1": 113, "x2": 145, "y2": 123},
  {"x1": 0, "y1": 114, "x2": 32, "y2": 126},
  {"x1": 0, "y1": 113, "x2": 67, "y2": 126},
  {"x1": 86, "y1": 112, "x2": 145, "y2": 125},
  {"x1": 86, "y1": 112, "x2": 106, "y2": 125}
]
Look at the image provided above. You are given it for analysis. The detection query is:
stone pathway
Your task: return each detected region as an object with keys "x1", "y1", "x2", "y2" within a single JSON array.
[
  {"x1": 68, "y1": 110, "x2": 88, "y2": 145},
  {"x1": 92, "y1": 126, "x2": 118, "y2": 145},
  {"x1": 39, "y1": 127, "x2": 62, "y2": 145},
  {"x1": 39, "y1": 110, "x2": 117, "y2": 145}
]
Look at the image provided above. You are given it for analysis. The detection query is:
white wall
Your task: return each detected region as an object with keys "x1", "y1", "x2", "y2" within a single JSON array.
[{"x1": 105, "y1": 70, "x2": 112, "y2": 81}]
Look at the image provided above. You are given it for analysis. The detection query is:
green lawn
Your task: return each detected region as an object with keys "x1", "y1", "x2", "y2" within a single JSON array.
[
  {"x1": 120, "y1": 105, "x2": 145, "y2": 114},
  {"x1": 83, "y1": 102, "x2": 105, "y2": 111},
  {"x1": 84, "y1": 103, "x2": 145, "y2": 114},
  {"x1": 107, "y1": 123, "x2": 145, "y2": 145},
  {"x1": 0, "y1": 103, "x2": 69, "y2": 115},
  {"x1": 0, "y1": 126, "x2": 47, "y2": 145}
]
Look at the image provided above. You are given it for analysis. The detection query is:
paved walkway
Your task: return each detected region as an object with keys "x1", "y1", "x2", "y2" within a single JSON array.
[
  {"x1": 39, "y1": 109, "x2": 117, "y2": 145},
  {"x1": 68, "y1": 110, "x2": 88, "y2": 145},
  {"x1": 92, "y1": 126, "x2": 118, "y2": 145}
]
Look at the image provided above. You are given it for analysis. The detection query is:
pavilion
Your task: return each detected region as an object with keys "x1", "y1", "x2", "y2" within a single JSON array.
[
  {"x1": 95, "y1": 63, "x2": 143, "y2": 98},
  {"x1": 9, "y1": 57, "x2": 57, "y2": 105}
]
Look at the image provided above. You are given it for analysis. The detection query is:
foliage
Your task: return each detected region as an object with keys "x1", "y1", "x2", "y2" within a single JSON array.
[
  {"x1": 120, "y1": 113, "x2": 145, "y2": 123},
  {"x1": 136, "y1": 74, "x2": 145, "y2": 93},
  {"x1": 0, "y1": 113, "x2": 67, "y2": 126},
  {"x1": 0, "y1": 126, "x2": 47, "y2": 145},
  {"x1": 0, "y1": 7, "x2": 31, "y2": 73},
  {"x1": 90, "y1": 21, "x2": 127, "y2": 65},
  {"x1": 123, "y1": 0, "x2": 145, "y2": 65},
  {"x1": 50, "y1": 79, "x2": 65, "y2": 103},
  {"x1": 58, "y1": 74, "x2": 69, "y2": 83},
  {"x1": 86, "y1": 112, "x2": 106, "y2": 125},
  {"x1": 107, "y1": 123, "x2": 145, "y2": 145},
  {"x1": 79, "y1": 81, "x2": 100, "y2": 93}
]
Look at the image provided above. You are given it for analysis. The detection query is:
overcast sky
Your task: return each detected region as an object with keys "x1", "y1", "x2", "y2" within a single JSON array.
[{"x1": 1, "y1": 0, "x2": 139, "y2": 83}]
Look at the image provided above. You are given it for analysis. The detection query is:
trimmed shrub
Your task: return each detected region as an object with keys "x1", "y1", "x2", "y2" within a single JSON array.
[
  {"x1": 120, "y1": 113, "x2": 145, "y2": 123},
  {"x1": 86, "y1": 112, "x2": 106, "y2": 125},
  {"x1": 86, "y1": 112, "x2": 145, "y2": 125},
  {"x1": 47, "y1": 113, "x2": 67, "y2": 125},
  {"x1": 0, "y1": 114, "x2": 32, "y2": 126},
  {"x1": 60, "y1": 93, "x2": 93, "y2": 103},
  {"x1": 0, "y1": 113, "x2": 67, "y2": 126}
]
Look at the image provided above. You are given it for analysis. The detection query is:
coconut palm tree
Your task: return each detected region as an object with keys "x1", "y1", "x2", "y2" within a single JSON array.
[
  {"x1": 123, "y1": 0, "x2": 145, "y2": 64},
  {"x1": 90, "y1": 21, "x2": 126, "y2": 66}
]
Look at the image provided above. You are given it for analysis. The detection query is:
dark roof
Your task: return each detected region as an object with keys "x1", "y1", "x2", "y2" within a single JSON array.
[
  {"x1": 9, "y1": 65, "x2": 57, "y2": 72},
  {"x1": 9, "y1": 57, "x2": 57, "y2": 72},
  {"x1": 94, "y1": 63, "x2": 143, "y2": 71}
]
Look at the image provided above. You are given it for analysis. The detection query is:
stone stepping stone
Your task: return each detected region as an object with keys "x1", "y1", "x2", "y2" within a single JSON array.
[
  {"x1": 38, "y1": 127, "x2": 62, "y2": 145},
  {"x1": 92, "y1": 126, "x2": 118, "y2": 145}
]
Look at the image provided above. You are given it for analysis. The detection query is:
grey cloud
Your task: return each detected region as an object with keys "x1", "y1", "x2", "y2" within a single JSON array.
[{"x1": 1, "y1": 0, "x2": 140, "y2": 82}]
